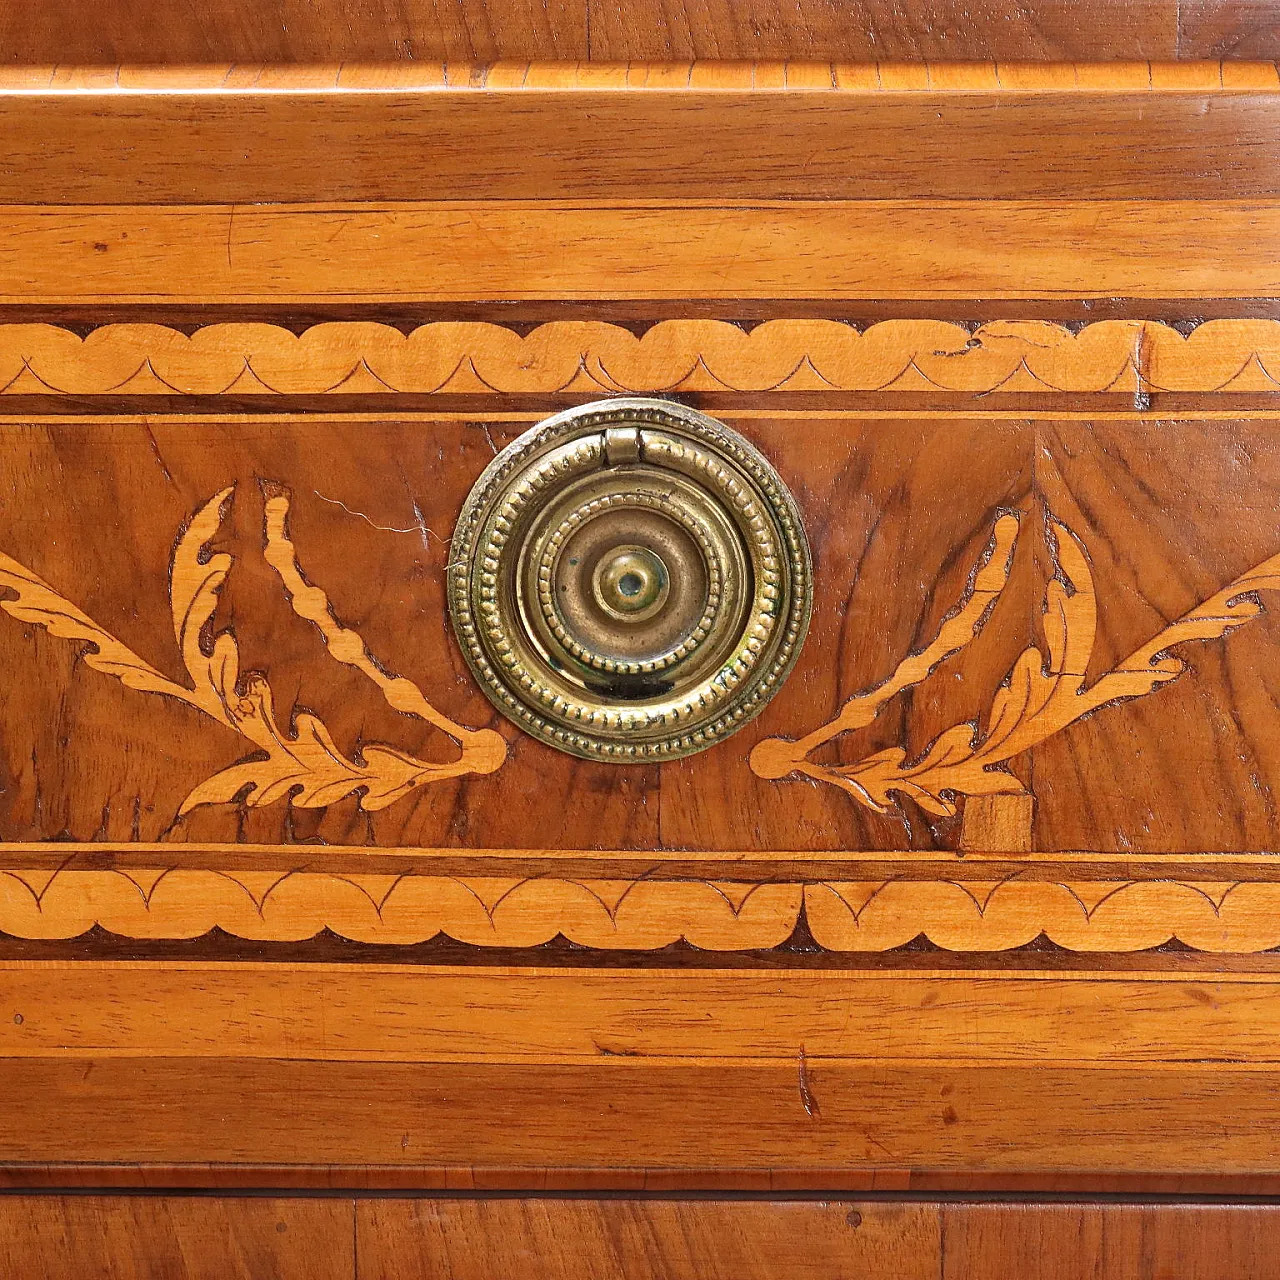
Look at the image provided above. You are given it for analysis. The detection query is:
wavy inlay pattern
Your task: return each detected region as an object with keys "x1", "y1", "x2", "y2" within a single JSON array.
[
  {"x1": 4, "y1": 320, "x2": 1280, "y2": 396},
  {"x1": 0, "y1": 867, "x2": 1277, "y2": 952}
]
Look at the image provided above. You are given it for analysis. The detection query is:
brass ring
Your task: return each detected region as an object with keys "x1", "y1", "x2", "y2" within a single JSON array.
[
  {"x1": 534, "y1": 489, "x2": 724, "y2": 676},
  {"x1": 448, "y1": 398, "x2": 812, "y2": 761}
]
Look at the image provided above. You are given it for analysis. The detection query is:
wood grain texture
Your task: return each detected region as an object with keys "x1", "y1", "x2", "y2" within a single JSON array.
[
  {"x1": 0, "y1": 1196, "x2": 354, "y2": 1280},
  {"x1": 0, "y1": 481, "x2": 505, "y2": 818},
  {"x1": 1180, "y1": 2, "x2": 1280, "y2": 58},
  {"x1": 356, "y1": 1200, "x2": 1280, "y2": 1280},
  {"x1": 7, "y1": 205, "x2": 1278, "y2": 304},
  {"x1": 754, "y1": 500, "x2": 1280, "y2": 826},
  {"x1": 0, "y1": 3, "x2": 1189, "y2": 64},
  {"x1": 3, "y1": 93, "x2": 1280, "y2": 204},
  {"x1": 942, "y1": 1203, "x2": 1280, "y2": 1279},
  {"x1": 0, "y1": 415, "x2": 662, "y2": 852},
  {"x1": 8, "y1": 963, "x2": 1280, "y2": 1063},
  {"x1": 8, "y1": 1056, "x2": 1280, "y2": 1180},
  {"x1": 357, "y1": 1199, "x2": 938, "y2": 1280},
  {"x1": 9, "y1": 1164, "x2": 1280, "y2": 1193},
  {"x1": 4, "y1": 61, "x2": 1278, "y2": 92},
  {"x1": 0, "y1": 1196, "x2": 1274, "y2": 1277},
  {"x1": 6, "y1": 39, "x2": 1280, "y2": 1206},
  {"x1": 1029, "y1": 418, "x2": 1280, "y2": 852}
]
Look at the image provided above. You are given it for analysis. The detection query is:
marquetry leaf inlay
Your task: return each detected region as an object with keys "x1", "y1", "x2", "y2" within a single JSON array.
[
  {"x1": 751, "y1": 513, "x2": 1280, "y2": 817},
  {"x1": 0, "y1": 487, "x2": 505, "y2": 815}
]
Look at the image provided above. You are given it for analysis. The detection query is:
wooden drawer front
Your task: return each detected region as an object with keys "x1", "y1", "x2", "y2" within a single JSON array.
[
  {"x1": 4, "y1": 1197, "x2": 1280, "y2": 1280},
  {"x1": 2, "y1": 62, "x2": 1280, "y2": 1190},
  {"x1": 3, "y1": 342, "x2": 1280, "y2": 953}
]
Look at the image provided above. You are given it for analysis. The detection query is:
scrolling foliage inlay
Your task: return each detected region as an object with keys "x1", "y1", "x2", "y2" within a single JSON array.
[
  {"x1": 5, "y1": 483, "x2": 1280, "y2": 952},
  {"x1": 752, "y1": 513, "x2": 1280, "y2": 816},
  {"x1": 5, "y1": 490, "x2": 1280, "y2": 831},
  {"x1": 0, "y1": 488, "x2": 505, "y2": 817}
]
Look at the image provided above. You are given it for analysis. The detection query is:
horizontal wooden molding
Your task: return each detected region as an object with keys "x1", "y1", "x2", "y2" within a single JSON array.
[
  {"x1": 3, "y1": 101, "x2": 1278, "y2": 203},
  {"x1": 2, "y1": 62, "x2": 1278, "y2": 95},
  {"x1": 5, "y1": 204, "x2": 1276, "y2": 302},
  {"x1": 4, "y1": 963, "x2": 1280, "y2": 1065},
  {"x1": 4, "y1": 319, "x2": 1280, "y2": 395},
  {"x1": 2, "y1": 866, "x2": 1280, "y2": 952},
  {"x1": 10, "y1": 1057, "x2": 1280, "y2": 1182}
]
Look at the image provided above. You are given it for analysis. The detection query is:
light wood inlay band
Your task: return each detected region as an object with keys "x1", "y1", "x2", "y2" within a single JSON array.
[
  {"x1": 0, "y1": 867, "x2": 1277, "y2": 952},
  {"x1": 0, "y1": 62, "x2": 1276, "y2": 94},
  {"x1": 4, "y1": 319, "x2": 1280, "y2": 392}
]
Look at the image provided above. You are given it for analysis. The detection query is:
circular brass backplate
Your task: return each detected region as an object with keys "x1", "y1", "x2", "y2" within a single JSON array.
[{"x1": 448, "y1": 399, "x2": 812, "y2": 761}]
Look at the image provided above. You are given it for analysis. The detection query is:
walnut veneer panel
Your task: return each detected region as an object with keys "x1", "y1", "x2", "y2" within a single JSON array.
[
  {"x1": 1182, "y1": 2, "x2": 1280, "y2": 58},
  {"x1": 359, "y1": 1200, "x2": 1280, "y2": 1280},
  {"x1": 0, "y1": 1, "x2": 1187, "y2": 63},
  {"x1": 357, "y1": 1199, "x2": 938, "y2": 1280},
  {"x1": 941, "y1": 1203, "x2": 1280, "y2": 1279},
  {"x1": 0, "y1": 1196, "x2": 354, "y2": 1280},
  {"x1": 6, "y1": 407, "x2": 1280, "y2": 863},
  {"x1": 2, "y1": 1198, "x2": 1277, "y2": 1279}
]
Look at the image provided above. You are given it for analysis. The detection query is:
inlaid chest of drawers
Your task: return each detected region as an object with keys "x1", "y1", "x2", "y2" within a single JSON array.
[{"x1": 2, "y1": 61, "x2": 1280, "y2": 1213}]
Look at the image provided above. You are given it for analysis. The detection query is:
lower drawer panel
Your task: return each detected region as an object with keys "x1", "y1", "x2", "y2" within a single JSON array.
[{"x1": 2, "y1": 1196, "x2": 1277, "y2": 1280}]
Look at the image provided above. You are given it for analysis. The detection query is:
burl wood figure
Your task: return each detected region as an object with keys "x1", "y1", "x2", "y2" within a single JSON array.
[{"x1": 6, "y1": 57, "x2": 1280, "y2": 1273}]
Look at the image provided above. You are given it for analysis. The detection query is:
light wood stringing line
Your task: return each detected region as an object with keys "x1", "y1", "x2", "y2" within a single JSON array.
[{"x1": 1, "y1": 62, "x2": 1277, "y2": 95}]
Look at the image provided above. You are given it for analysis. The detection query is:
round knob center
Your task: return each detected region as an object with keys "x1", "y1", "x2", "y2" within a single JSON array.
[{"x1": 592, "y1": 545, "x2": 670, "y2": 620}]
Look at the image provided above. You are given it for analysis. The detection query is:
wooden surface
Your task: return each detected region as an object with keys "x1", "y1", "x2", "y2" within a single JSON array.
[
  {"x1": 359, "y1": 1200, "x2": 1280, "y2": 1280},
  {"x1": 358, "y1": 1199, "x2": 937, "y2": 1280},
  {"x1": 0, "y1": 1196, "x2": 354, "y2": 1279},
  {"x1": 5, "y1": 89, "x2": 1280, "y2": 205},
  {"x1": 4, "y1": 60, "x2": 1280, "y2": 90},
  {"x1": 3, "y1": 53, "x2": 1280, "y2": 1234},
  {"x1": 5, "y1": 407, "x2": 1280, "y2": 866},
  {"x1": 2, "y1": 60, "x2": 1280, "y2": 90},
  {"x1": 6, "y1": 1197, "x2": 1279, "y2": 1279},
  {"x1": 8, "y1": 205, "x2": 1280, "y2": 303},
  {"x1": 7, "y1": 1056, "x2": 1280, "y2": 1185},
  {"x1": 1, "y1": 1, "x2": 1276, "y2": 63},
  {"x1": 9, "y1": 963, "x2": 1280, "y2": 1063},
  {"x1": 8, "y1": 319, "x2": 1280, "y2": 390},
  {"x1": 940, "y1": 1203, "x2": 1280, "y2": 1279}
]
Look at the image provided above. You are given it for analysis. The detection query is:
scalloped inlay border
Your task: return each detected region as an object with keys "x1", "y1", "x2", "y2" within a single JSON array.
[
  {"x1": 0, "y1": 867, "x2": 1277, "y2": 953},
  {"x1": 4, "y1": 319, "x2": 1280, "y2": 396}
]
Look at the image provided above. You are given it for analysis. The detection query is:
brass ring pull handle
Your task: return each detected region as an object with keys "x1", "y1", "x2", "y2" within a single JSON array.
[{"x1": 449, "y1": 398, "x2": 812, "y2": 761}]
